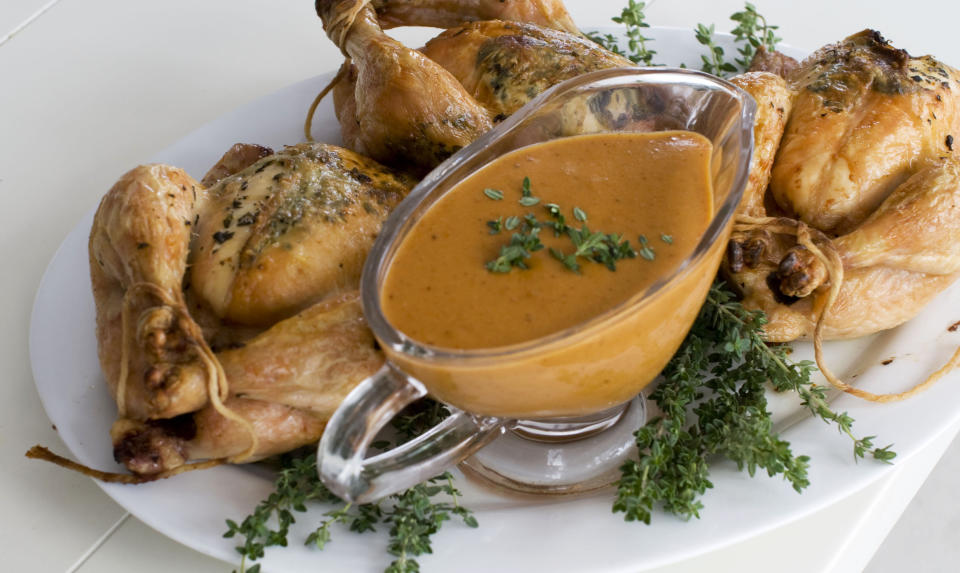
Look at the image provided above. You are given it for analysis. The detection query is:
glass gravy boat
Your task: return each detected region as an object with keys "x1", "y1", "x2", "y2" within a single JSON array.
[{"x1": 318, "y1": 67, "x2": 756, "y2": 502}]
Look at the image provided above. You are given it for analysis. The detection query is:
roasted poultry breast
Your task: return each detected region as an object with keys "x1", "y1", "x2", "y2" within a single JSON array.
[
  {"x1": 64, "y1": 2, "x2": 960, "y2": 479},
  {"x1": 727, "y1": 30, "x2": 960, "y2": 346}
]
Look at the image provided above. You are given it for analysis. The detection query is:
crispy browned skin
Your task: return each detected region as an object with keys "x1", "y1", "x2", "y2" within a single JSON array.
[
  {"x1": 420, "y1": 20, "x2": 630, "y2": 120},
  {"x1": 317, "y1": 0, "x2": 493, "y2": 173},
  {"x1": 90, "y1": 165, "x2": 211, "y2": 422},
  {"x1": 190, "y1": 142, "x2": 413, "y2": 326},
  {"x1": 748, "y1": 45, "x2": 800, "y2": 79},
  {"x1": 771, "y1": 30, "x2": 960, "y2": 234},
  {"x1": 200, "y1": 143, "x2": 273, "y2": 188},
  {"x1": 372, "y1": 0, "x2": 581, "y2": 35}
]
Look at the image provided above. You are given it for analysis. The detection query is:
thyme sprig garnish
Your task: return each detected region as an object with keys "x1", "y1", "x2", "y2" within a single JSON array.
[
  {"x1": 614, "y1": 283, "x2": 895, "y2": 524},
  {"x1": 485, "y1": 224, "x2": 544, "y2": 272},
  {"x1": 485, "y1": 177, "x2": 639, "y2": 273},
  {"x1": 226, "y1": 400, "x2": 475, "y2": 573},
  {"x1": 550, "y1": 226, "x2": 638, "y2": 272}
]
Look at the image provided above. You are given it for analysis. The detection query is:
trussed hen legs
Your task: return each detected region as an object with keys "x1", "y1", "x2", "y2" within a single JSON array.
[{"x1": 316, "y1": 0, "x2": 493, "y2": 173}]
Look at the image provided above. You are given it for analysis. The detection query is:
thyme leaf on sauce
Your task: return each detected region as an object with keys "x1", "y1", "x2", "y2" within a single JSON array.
[
  {"x1": 484, "y1": 178, "x2": 636, "y2": 273},
  {"x1": 521, "y1": 176, "x2": 533, "y2": 198},
  {"x1": 483, "y1": 188, "x2": 504, "y2": 201},
  {"x1": 485, "y1": 227, "x2": 545, "y2": 272},
  {"x1": 637, "y1": 234, "x2": 656, "y2": 261}
]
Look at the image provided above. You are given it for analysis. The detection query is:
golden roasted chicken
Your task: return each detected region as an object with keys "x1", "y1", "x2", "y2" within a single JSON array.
[
  {"x1": 41, "y1": 0, "x2": 633, "y2": 480},
  {"x1": 314, "y1": 0, "x2": 631, "y2": 172},
  {"x1": 726, "y1": 31, "x2": 960, "y2": 339},
  {"x1": 726, "y1": 30, "x2": 960, "y2": 400},
  {"x1": 84, "y1": 143, "x2": 409, "y2": 477},
  {"x1": 33, "y1": 3, "x2": 960, "y2": 481}
]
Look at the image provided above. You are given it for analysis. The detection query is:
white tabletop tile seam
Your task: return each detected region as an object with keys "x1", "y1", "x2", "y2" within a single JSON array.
[
  {"x1": 0, "y1": 0, "x2": 62, "y2": 47},
  {"x1": 67, "y1": 513, "x2": 131, "y2": 573}
]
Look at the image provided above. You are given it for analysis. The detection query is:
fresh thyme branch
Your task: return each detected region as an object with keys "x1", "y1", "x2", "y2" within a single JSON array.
[{"x1": 613, "y1": 283, "x2": 895, "y2": 524}]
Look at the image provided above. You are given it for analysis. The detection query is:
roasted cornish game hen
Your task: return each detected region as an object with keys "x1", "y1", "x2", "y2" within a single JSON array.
[
  {"x1": 30, "y1": 4, "x2": 960, "y2": 481},
  {"x1": 725, "y1": 30, "x2": 960, "y2": 400},
  {"x1": 315, "y1": 0, "x2": 631, "y2": 173},
  {"x1": 86, "y1": 143, "x2": 409, "y2": 477},
  {"x1": 726, "y1": 30, "x2": 960, "y2": 343}
]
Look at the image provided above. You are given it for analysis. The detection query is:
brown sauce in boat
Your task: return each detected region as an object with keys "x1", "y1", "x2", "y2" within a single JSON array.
[{"x1": 382, "y1": 131, "x2": 714, "y2": 350}]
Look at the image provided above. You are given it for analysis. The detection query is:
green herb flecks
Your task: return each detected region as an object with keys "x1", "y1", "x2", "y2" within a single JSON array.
[
  {"x1": 485, "y1": 226, "x2": 545, "y2": 273},
  {"x1": 660, "y1": 233, "x2": 673, "y2": 244},
  {"x1": 559, "y1": 226, "x2": 638, "y2": 272},
  {"x1": 613, "y1": 283, "x2": 895, "y2": 524},
  {"x1": 485, "y1": 178, "x2": 636, "y2": 273},
  {"x1": 637, "y1": 235, "x2": 656, "y2": 261},
  {"x1": 544, "y1": 203, "x2": 568, "y2": 236},
  {"x1": 487, "y1": 217, "x2": 503, "y2": 234}
]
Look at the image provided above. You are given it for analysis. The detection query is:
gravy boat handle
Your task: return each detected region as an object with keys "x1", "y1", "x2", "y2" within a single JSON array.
[{"x1": 317, "y1": 364, "x2": 506, "y2": 503}]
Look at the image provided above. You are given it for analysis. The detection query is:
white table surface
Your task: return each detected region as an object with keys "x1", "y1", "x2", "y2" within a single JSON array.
[{"x1": 3, "y1": 1, "x2": 959, "y2": 571}]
